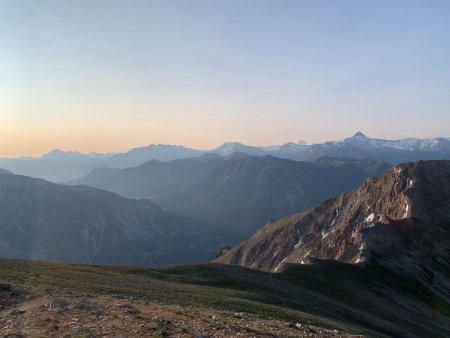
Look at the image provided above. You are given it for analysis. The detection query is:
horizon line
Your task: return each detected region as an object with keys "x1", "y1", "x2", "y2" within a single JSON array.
[{"x1": 2, "y1": 131, "x2": 450, "y2": 159}]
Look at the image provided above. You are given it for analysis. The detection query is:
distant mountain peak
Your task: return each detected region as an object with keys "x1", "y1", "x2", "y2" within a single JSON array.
[
  {"x1": 352, "y1": 131, "x2": 368, "y2": 138},
  {"x1": 46, "y1": 149, "x2": 65, "y2": 156},
  {"x1": 146, "y1": 143, "x2": 188, "y2": 149},
  {"x1": 41, "y1": 149, "x2": 84, "y2": 160},
  {"x1": 221, "y1": 141, "x2": 245, "y2": 147},
  {"x1": 211, "y1": 142, "x2": 264, "y2": 157}
]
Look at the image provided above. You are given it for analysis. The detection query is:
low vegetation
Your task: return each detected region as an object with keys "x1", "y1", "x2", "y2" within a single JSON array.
[{"x1": 1, "y1": 257, "x2": 449, "y2": 337}]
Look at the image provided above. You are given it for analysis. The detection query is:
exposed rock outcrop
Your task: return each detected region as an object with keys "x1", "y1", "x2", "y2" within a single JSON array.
[{"x1": 216, "y1": 160, "x2": 450, "y2": 294}]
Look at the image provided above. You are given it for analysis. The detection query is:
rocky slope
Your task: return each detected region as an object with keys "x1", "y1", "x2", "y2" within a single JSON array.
[
  {"x1": 0, "y1": 173, "x2": 233, "y2": 266},
  {"x1": 216, "y1": 160, "x2": 450, "y2": 293},
  {"x1": 70, "y1": 155, "x2": 390, "y2": 236}
]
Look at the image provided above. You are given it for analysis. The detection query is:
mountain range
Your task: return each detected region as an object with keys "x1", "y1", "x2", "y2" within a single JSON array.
[
  {"x1": 0, "y1": 144, "x2": 203, "y2": 182},
  {"x1": 0, "y1": 172, "x2": 234, "y2": 266},
  {"x1": 211, "y1": 132, "x2": 450, "y2": 162},
  {"x1": 1, "y1": 160, "x2": 450, "y2": 337},
  {"x1": 1, "y1": 155, "x2": 449, "y2": 336},
  {"x1": 1, "y1": 132, "x2": 448, "y2": 182},
  {"x1": 70, "y1": 155, "x2": 390, "y2": 237}
]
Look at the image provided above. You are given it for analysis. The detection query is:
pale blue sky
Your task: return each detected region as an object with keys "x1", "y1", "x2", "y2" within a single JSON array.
[{"x1": 1, "y1": 0, "x2": 449, "y2": 155}]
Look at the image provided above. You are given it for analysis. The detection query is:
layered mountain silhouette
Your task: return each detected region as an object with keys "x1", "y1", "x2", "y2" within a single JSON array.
[
  {"x1": 1, "y1": 133, "x2": 448, "y2": 182},
  {"x1": 0, "y1": 172, "x2": 234, "y2": 266},
  {"x1": 0, "y1": 144, "x2": 204, "y2": 182},
  {"x1": 70, "y1": 155, "x2": 389, "y2": 236},
  {"x1": 216, "y1": 160, "x2": 450, "y2": 295}
]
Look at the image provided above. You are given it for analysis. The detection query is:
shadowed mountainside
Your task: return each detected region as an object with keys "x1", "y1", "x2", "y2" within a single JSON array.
[
  {"x1": 0, "y1": 173, "x2": 235, "y2": 266},
  {"x1": 70, "y1": 155, "x2": 390, "y2": 236}
]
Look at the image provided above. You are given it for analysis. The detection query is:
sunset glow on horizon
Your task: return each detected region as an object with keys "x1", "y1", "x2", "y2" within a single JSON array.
[{"x1": 1, "y1": 0, "x2": 450, "y2": 157}]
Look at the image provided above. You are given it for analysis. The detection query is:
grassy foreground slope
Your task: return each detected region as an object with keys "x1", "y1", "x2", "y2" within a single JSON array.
[{"x1": 1, "y1": 258, "x2": 449, "y2": 337}]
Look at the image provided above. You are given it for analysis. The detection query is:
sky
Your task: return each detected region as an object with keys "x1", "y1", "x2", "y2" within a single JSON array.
[{"x1": 1, "y1": 0, "x2": 450, "y2": 156}]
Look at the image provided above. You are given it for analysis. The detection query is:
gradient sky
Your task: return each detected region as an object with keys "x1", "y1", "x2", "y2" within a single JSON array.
[{"x1": 1, "y1": 0, "x2": 450, "y2": 156}]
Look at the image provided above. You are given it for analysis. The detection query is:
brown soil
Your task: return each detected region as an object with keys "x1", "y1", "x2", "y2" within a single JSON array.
[{"x1": 1, "y1": 294, "x2": 364, "y2": 338}]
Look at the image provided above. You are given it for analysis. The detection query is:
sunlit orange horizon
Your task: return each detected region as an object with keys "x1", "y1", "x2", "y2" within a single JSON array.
[
  {"x1": 2, "y1": 1, "x2": 450, "y2": 158},
  {"x1": 1, "y1": 118, "x2": 449, "y2": 158}
]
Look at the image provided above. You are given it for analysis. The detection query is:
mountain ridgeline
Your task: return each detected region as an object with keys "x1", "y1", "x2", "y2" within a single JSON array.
[
  {"x1": 210, "y1": 132, "x2": 450, "y2": 162},
  {"x1": 70, "y1": 155, "x2": 390, "y2": 236},
  {"x1": 1, "y1": 132, "x2": 449, "y2": 182},
  {"x1": 0, "y1": 145, "x2": 204, "y2": 182},
  {"x1": 216, "y1": 160, "x2": 450, "y2": 294},
  {"x1": 0, "y1": 172, "x2": 234, "y2": 266},
  {"x1": 302, "y1": 132, "x2": 450, "y2": 163}
]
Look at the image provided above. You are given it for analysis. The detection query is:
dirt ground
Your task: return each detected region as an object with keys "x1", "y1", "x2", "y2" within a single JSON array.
[{"x1": 1, "y1": 292, "x2": 364, "y2": 338}]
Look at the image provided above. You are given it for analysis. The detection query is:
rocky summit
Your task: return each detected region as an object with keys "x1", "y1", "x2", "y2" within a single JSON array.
[{"x1": 216, "y1": 160, "x2": 450, "y2": 292}]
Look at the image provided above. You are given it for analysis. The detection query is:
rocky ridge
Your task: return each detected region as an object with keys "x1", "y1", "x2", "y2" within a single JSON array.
[{"x1": 216, "y1": 160, "x2": 450, "y2": 294}]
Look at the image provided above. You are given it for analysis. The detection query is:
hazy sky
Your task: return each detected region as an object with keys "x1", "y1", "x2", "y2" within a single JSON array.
[{"x1": 1, "y1": 0, "x2": 450, "y2": 156}]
